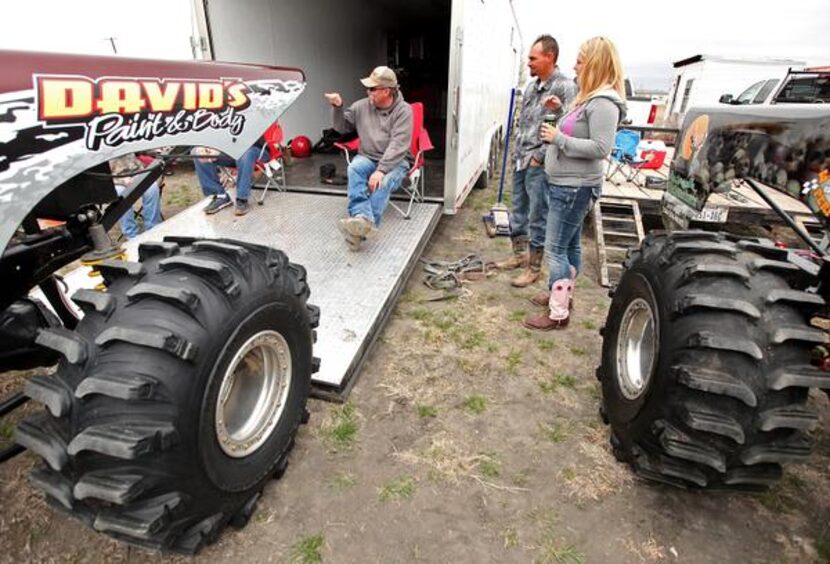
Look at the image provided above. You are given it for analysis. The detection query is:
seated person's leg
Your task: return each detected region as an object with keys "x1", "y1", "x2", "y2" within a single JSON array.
[
  {"x1": 346, "y1": 155, "x2": 377, "y2": 222},
  {"x1": 141, "y1": 182, "x2": 162, "y2": 232},
  {"x1": 196, "y1": 154, "x2": 235, "y2": 213},
  {"x1": 368, "y1": 160, "x2": 409, "y2": 227},
  {"x1": 114, "y1": 184, "x2": 139, "y2": 240},
  {"x1": 234, "y1": 146, "x2": 260, "y2": 203},
  {"x1": 194, "y1": 155, "x2": 232, "y2": 197}
]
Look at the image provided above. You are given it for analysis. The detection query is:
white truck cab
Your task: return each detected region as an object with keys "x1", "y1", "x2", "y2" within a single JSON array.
[{"x1": 719, "y1": 70, "x2": 830, "y2": 106}]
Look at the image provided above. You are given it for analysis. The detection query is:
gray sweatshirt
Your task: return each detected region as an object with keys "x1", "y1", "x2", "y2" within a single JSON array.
[
  {"x1": 544, "y1": 88, "x2": 627, "y2": 187},
  {"x1": 332, "y1": 93, "x2": 413, "y2": 173}
]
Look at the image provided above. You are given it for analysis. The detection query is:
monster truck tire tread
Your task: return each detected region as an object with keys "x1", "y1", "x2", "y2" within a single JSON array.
[
  {"x1": 600, "y1": 231, "x2": 827, "y2": 490},
  {"x1": 17, "y1": 237, "x2": 315, "y2": 553}
]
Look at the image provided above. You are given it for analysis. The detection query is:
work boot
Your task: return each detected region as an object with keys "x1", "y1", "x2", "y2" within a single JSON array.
[
  {"x1": 523, "y1": 278, "x2": 571, "y2": 331},
  {"x1": 338, "y1": 215, "x2": 375, "y2": 251},
  {"x1": 495, "y1": 236, "x2": 528, "y2": 270},
  {"x1": 530, "y1": 290, "x2": 550, "y2": 307},
  {"x1": 511, "y1": 246, "x2": 544, "y2": 287}
]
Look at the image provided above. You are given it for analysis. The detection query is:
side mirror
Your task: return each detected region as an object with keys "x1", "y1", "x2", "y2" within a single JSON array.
[{"x1": 719, "y1": 94, "x2": 734, "y2": 104}]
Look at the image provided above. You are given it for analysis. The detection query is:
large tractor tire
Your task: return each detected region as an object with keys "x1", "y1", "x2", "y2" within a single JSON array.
[
  {"x1": 15, "y1": 237, "x2": 319, "y2": 553},
  {"x1": 599, "y1": 231, "x2": 828, "y2": 490}
]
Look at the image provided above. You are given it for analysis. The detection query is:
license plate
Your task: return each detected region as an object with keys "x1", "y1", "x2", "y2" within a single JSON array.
[{"x1": 691, "y1": 205, "x2": 729, "y2": 223}]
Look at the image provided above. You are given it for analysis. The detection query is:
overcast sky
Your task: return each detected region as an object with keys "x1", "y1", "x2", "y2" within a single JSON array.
[
  {"x1": 2, "y1": 0, "x2": 828, "y2": 92},
  {"x1": 515, "y1": 0, "x2": 830, "y2": 90}
]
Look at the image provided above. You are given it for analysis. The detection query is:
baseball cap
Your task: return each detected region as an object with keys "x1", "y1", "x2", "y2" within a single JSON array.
[{"x1": 360, "y1": 66, "x2": 398, "y2": 88}]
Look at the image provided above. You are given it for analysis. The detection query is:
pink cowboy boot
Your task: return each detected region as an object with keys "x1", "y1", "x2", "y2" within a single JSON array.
[
  {"x1": 523, "y1": 278, "x2": 571, "y2": 331},
  {"x1": 529, "y1": 266, "x2": 578, "y2": 310}
]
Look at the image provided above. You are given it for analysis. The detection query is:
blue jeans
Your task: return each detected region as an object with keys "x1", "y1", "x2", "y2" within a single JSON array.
[
  {"x1": 347, "y1": 155, "x2": 409, "y2": 227},
  {"x1": 194, "y1": 146, "x2": 260, "y2": 201},
  {"x1": 510, "y1": 165, "x2": 548, "y2": 249},
  {"x1": 116, "y1": 182, "x2": 161, "y2": 239},
  {"x1": 544, "y1": 183, "x2": 599, "y2": 286}
]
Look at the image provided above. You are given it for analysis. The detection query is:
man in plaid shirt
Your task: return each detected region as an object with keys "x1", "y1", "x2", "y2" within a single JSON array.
[{"x1": 497, "y1": 35, "x2": 577, "y2": 287}]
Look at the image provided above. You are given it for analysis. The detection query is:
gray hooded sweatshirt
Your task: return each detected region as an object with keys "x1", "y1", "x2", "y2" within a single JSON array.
[
  {"x1": 544, "y1": 88, "x2": 627, "y2": 187},
  {"x1": 332, "y1": 93, "x2": 413, "y2": 173}
]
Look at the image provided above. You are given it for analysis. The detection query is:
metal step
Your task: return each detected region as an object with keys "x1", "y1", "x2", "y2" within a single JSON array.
[{"x1": 592, "y1": 197, "x2": 645, "y2": 287}]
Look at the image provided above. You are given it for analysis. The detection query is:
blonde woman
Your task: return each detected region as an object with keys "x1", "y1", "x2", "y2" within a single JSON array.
[{"x1": 524, "y1": 36, "x2": 627, "y2": 330}]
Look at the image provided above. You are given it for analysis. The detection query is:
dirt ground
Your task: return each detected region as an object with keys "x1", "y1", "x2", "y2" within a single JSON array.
[{"x1": 2, "y1": 165, "x2": 830, "y2": 564}]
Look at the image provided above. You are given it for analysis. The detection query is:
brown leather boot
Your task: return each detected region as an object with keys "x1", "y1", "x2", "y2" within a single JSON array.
[
  {"x1": 530, "y1": 290, "x2": 550, "y2": 307},
  {"x1": 523, "y1": 279, "x2": 572, "y2": 331},
  {"x1": 495, "y1": 236, "x2": 528, "y2": 270},
  {"x1": 511, "y1": 246, "x2": 544, "y2": 287}
]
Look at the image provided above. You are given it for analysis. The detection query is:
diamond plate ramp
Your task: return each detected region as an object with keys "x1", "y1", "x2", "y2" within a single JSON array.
[{"x1": 41, "y1": 191, "x2": 440, "y2": 400}]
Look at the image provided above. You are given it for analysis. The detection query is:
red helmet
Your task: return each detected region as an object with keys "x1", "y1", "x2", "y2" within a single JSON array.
[{"x1": 290, "y1": 135, "x2": 312, "y2": 158}]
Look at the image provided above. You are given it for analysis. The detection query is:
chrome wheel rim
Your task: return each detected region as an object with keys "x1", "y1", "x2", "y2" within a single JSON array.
[
  {"x1": 616, "y1": 298, "x2": 657, "y2": 400},
  {"x1": 215, "y1": 330, "x2": 291, "y2": 458}
]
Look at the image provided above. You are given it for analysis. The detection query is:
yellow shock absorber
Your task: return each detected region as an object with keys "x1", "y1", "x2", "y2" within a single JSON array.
[{"x1": 81, "y1": 249, "x2": 127, "y2": 291}]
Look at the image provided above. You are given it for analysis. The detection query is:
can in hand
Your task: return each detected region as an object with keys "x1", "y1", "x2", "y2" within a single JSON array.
[{"x1": 540, "y1": 113, "x2": 559, "y2": 143}]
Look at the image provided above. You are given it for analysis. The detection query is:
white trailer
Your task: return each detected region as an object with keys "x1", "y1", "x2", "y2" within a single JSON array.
[
  {"x1": 180, "y1": 0, "x2": 522, "y2": 396},
  {"x1": 192, "y1": 0, "x2": 521, "y2": 213},
  {"x1": 664, "y1": 54, "x2": 805, "y2": 126}
]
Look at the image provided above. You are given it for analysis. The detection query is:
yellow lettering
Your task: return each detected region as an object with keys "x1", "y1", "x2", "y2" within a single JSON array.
[
  {"x1": 198, "y1": 83, "x2": 223, "y2": 110},
  {"x1": 142, "y1": 81, "x2": 181, "y2": 112},
  {"x1": 95, "y1": 81, "x2": 145, "y2": 114},
  {"x1": 39, "y1": 78, "x2": 93, "y2": 119},
  {"x1": 183, "y1": 82, "x2": 198, "y2": 110},
  {"x1": 225, "y1": 82, "x2": 249, "y2": 109}
]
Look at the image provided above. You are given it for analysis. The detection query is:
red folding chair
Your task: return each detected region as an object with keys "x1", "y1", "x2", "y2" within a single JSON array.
[
  {"x1": 256, "y1": 122, "x2": 287, "y2": 205},
  {"x1": 334, "y1": 101, "x2": 433, "y2": 219}
]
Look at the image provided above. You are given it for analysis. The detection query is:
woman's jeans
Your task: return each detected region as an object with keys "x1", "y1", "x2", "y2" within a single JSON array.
[
  {"x1": 347, "y1": 155, "x2": 409, "y2": 227},
  {"x1": 544, "y1": 183, "x2": 599, "y2": 287}
]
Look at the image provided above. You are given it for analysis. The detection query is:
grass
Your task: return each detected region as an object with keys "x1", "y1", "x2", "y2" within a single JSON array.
[
  {"x1": 0, "y1": 421, "x2": 14, "y2": 440},
  {"x1": 581, "y1": 320, "x2": 597, "y2": 331},
  {"x1": 534, "y1": 511, "x2": 585, "y2": 564},
  {"x1": 290, "y1": 533, "x2": 324, "y2": 564},
  {"x1": 379, "y1": 476, "x2": 416, "y2": 501},
  {"x1": 463, "y1": 394, "x2": 488, "y2": 414},
  {"x1": 478, "y1": 454, "x2": 501, "y2": 478},
  {"x1": 537, "y1": 338, "x2": 556, "y2": 351},
  {"x1": 540, "y1": 422, "x2": 569, "y2": 443},
  {"x1": 456, "y1": 328, "x2": 486, "y2": 350},
  {"x1": 320, "y1": 402, "x2": 359, "y2": 449},
  {"x1": 506, "y1": 350, "x2": 522, "y2": 375},
  {"x1": 569, "y1": 346, "x2": 588, "y2": 357},
  {"x1": 417, "y1": 404, "x2": 438, "y2": 418},
  {"x1": 512, "y1": 469, "x2": 530, "y2": 487},
  {"x1": 815, "y1": 535, "x2": 830, "y2": 563},
  {"x1": 509, "y1": 309, "x2": 528, "y2": 322},
  {"x1": 503, "y1": 527, "x2": 519, "y2": 549},
  {"x1": 575, "y1": 278, "x2": 592, "y2": 290},
  {"x1": 561, "y1": 467, "x2": 577, "y2": 481},
  {"x1": 409, "y1": 307, "x2": 432, "y2": 322},
  {"x1": 538, "y1": 373, "x2": 578, "y2": 394},
  {"x1": 328, "y1": 472, "x2": 357, "y2": 492},
  {"x1": 759, "y1": 473, "x2": 807, "y2": 513}
]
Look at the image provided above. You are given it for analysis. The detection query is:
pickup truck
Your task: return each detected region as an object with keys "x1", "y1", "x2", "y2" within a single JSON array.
[
  {"x1": 624, "y1": 78, "x2": 666, "y2": 126},
  {"x1": 719, "y1": 69, "x2": 830, "y2": 105}
]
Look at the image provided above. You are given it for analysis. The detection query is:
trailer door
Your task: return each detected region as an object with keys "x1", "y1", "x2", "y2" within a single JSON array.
[{"x1": 444, "y1": 0, "x2": 520, "y2": 213}]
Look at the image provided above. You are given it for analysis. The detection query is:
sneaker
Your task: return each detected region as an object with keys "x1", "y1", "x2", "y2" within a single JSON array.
[
  {"x1": 338, "y1": 219, "x2": 363, "y2": 251},
  {"x1": 234, "y1": 199, "x2": 250, "y2": 216},
  {"x1": 203, "y1": 194, "x2": 232, "y2": 214}
]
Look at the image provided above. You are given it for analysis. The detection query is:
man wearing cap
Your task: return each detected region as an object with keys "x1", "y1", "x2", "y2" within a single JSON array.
[{"x1": 325, "y1": 66, "x2": 413, "y2": 251}]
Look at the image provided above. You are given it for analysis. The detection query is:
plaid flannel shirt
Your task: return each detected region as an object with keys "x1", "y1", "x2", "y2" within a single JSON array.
[{"x1": 514, "y1": 67, "x2": 577, "y2": 171}]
